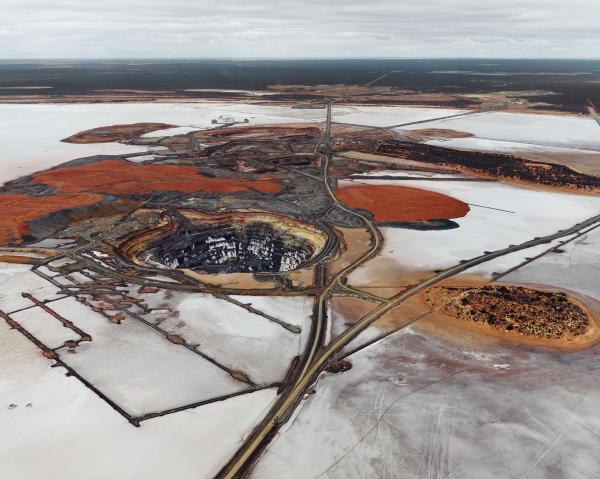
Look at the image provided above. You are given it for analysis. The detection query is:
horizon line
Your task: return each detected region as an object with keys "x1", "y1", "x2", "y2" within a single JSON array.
[{"x1": 2, "y1": 57, "x2": 600, "y2": 62}]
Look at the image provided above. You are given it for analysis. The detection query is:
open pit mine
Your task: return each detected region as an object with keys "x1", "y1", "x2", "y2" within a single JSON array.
[{"x1": 2, "y1": 100, "x2": 600, "y2": 479}]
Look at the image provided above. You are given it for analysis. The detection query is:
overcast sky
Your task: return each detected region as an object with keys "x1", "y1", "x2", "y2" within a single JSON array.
[{"x1": 2, "y1": 0, "x2": 600, "y2": 59}]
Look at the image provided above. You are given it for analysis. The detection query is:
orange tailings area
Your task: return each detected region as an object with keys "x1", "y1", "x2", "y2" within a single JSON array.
[
  {"x1": 31, "y1": 159, "x2": 283, "y2": 195},
  {"x1": 0, "y1": 159, "x2": 283, "y2": 245},
  {"x1": 336, "y1": 184, "x2": 470, "y2": 222},
  {"x1": 0, "y1": 193, "x2": 103, "y2": 244}
]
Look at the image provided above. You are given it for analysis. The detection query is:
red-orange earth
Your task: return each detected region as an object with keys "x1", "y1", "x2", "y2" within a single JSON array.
[
  {"x1": 0, "y1": 159, "x2": 283, "y2": 245},
  {"x1": 336, "y1": 184, "x2": 470, "y2": 222},
  {"x1": 0, "y1": 193, "x2": 103, "y2": 244},
  {"x1": 31, "y1": 159, "x2": 283, "y2": 195}
]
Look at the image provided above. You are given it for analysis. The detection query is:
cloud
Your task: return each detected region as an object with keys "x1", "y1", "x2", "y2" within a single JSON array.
[{"x1": 2, "y1": 0, "x2": 600, "y2": 58}]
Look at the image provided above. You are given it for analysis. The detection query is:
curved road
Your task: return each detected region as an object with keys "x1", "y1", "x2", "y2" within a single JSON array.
[{"x1": 215, "y1": 103, "x2": 600, "y2": 478}]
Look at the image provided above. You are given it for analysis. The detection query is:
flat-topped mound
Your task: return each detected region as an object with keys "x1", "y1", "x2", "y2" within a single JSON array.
[
  {"x1": 401, "y1": 128, "x2": 474, "y2": 140},
  {"x1": 193, "y1": 124, "x2": 321, "y2": 139},
  {"x1": 62, "y1": 123, "x2": 175, "y2": 143}
]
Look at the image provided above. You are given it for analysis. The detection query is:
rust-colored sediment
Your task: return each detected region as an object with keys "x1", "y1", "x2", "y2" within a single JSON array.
[
  {"x1": 1, "y1": 160, "x2": 282, "y2": 245},
  {"x1": 0, "y1": 193, "x2": 103, "y2": 244},
  {"x1": 335, "y1": 184, "x2": 469, "y2": 222},
  {"x1": 62, "y1": 123, "x2": 176, "y2": 143},
  {"x1": 31, "y1": 159, "x2": 283, "y2": 195},
  {"x1": 0, "y1": 255, "x2": 39, "y2": 264}
]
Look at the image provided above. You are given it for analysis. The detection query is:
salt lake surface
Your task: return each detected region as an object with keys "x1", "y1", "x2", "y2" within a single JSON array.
[
  {"x1": 398, "y1": 111, "x2": 600, "y2": 152},
  {"x1": 0, "y1": 103, "x2": 478, "y2": 184}
]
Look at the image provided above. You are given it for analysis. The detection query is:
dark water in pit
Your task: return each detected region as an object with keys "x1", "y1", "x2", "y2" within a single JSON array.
[{"x1": 149, "y1": 222, "x2": 316, "y2": 273}]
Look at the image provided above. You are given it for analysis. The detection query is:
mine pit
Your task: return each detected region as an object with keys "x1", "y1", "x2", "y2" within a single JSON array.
[{"x1": 140, "y1": 212, "x2": 328, "y2": 274}]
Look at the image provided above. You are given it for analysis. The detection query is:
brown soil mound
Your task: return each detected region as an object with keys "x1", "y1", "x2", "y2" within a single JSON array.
[
  {"x1": 336, "y1": 184, "x2": 469, "y2": 222},
  {"x1": 401, "y1": 129, "x2": 474, "y2": 140},
  {"x1": 0, "y1": 193, "x2": 103, "y2": 244},
  {"x1": 62, "y1": 123, "x2": 176, "y2": 143},
  {"x1": 31, "y1": 159, "x2": 283, "y2": 195},
  {"x1": 194, "y1": 125, "x2": 321, "y2": 139},
  {"x1": 0, "y1": 255, "x2": 39, "y2": 264},
  {"x1": 425, "y1": 285, "x2": 591, "y2": 341}
]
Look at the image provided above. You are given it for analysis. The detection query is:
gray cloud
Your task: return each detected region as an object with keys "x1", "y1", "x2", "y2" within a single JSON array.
[{"x1": 2, "y1": 0, "x2": 600, "y2": 58}]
